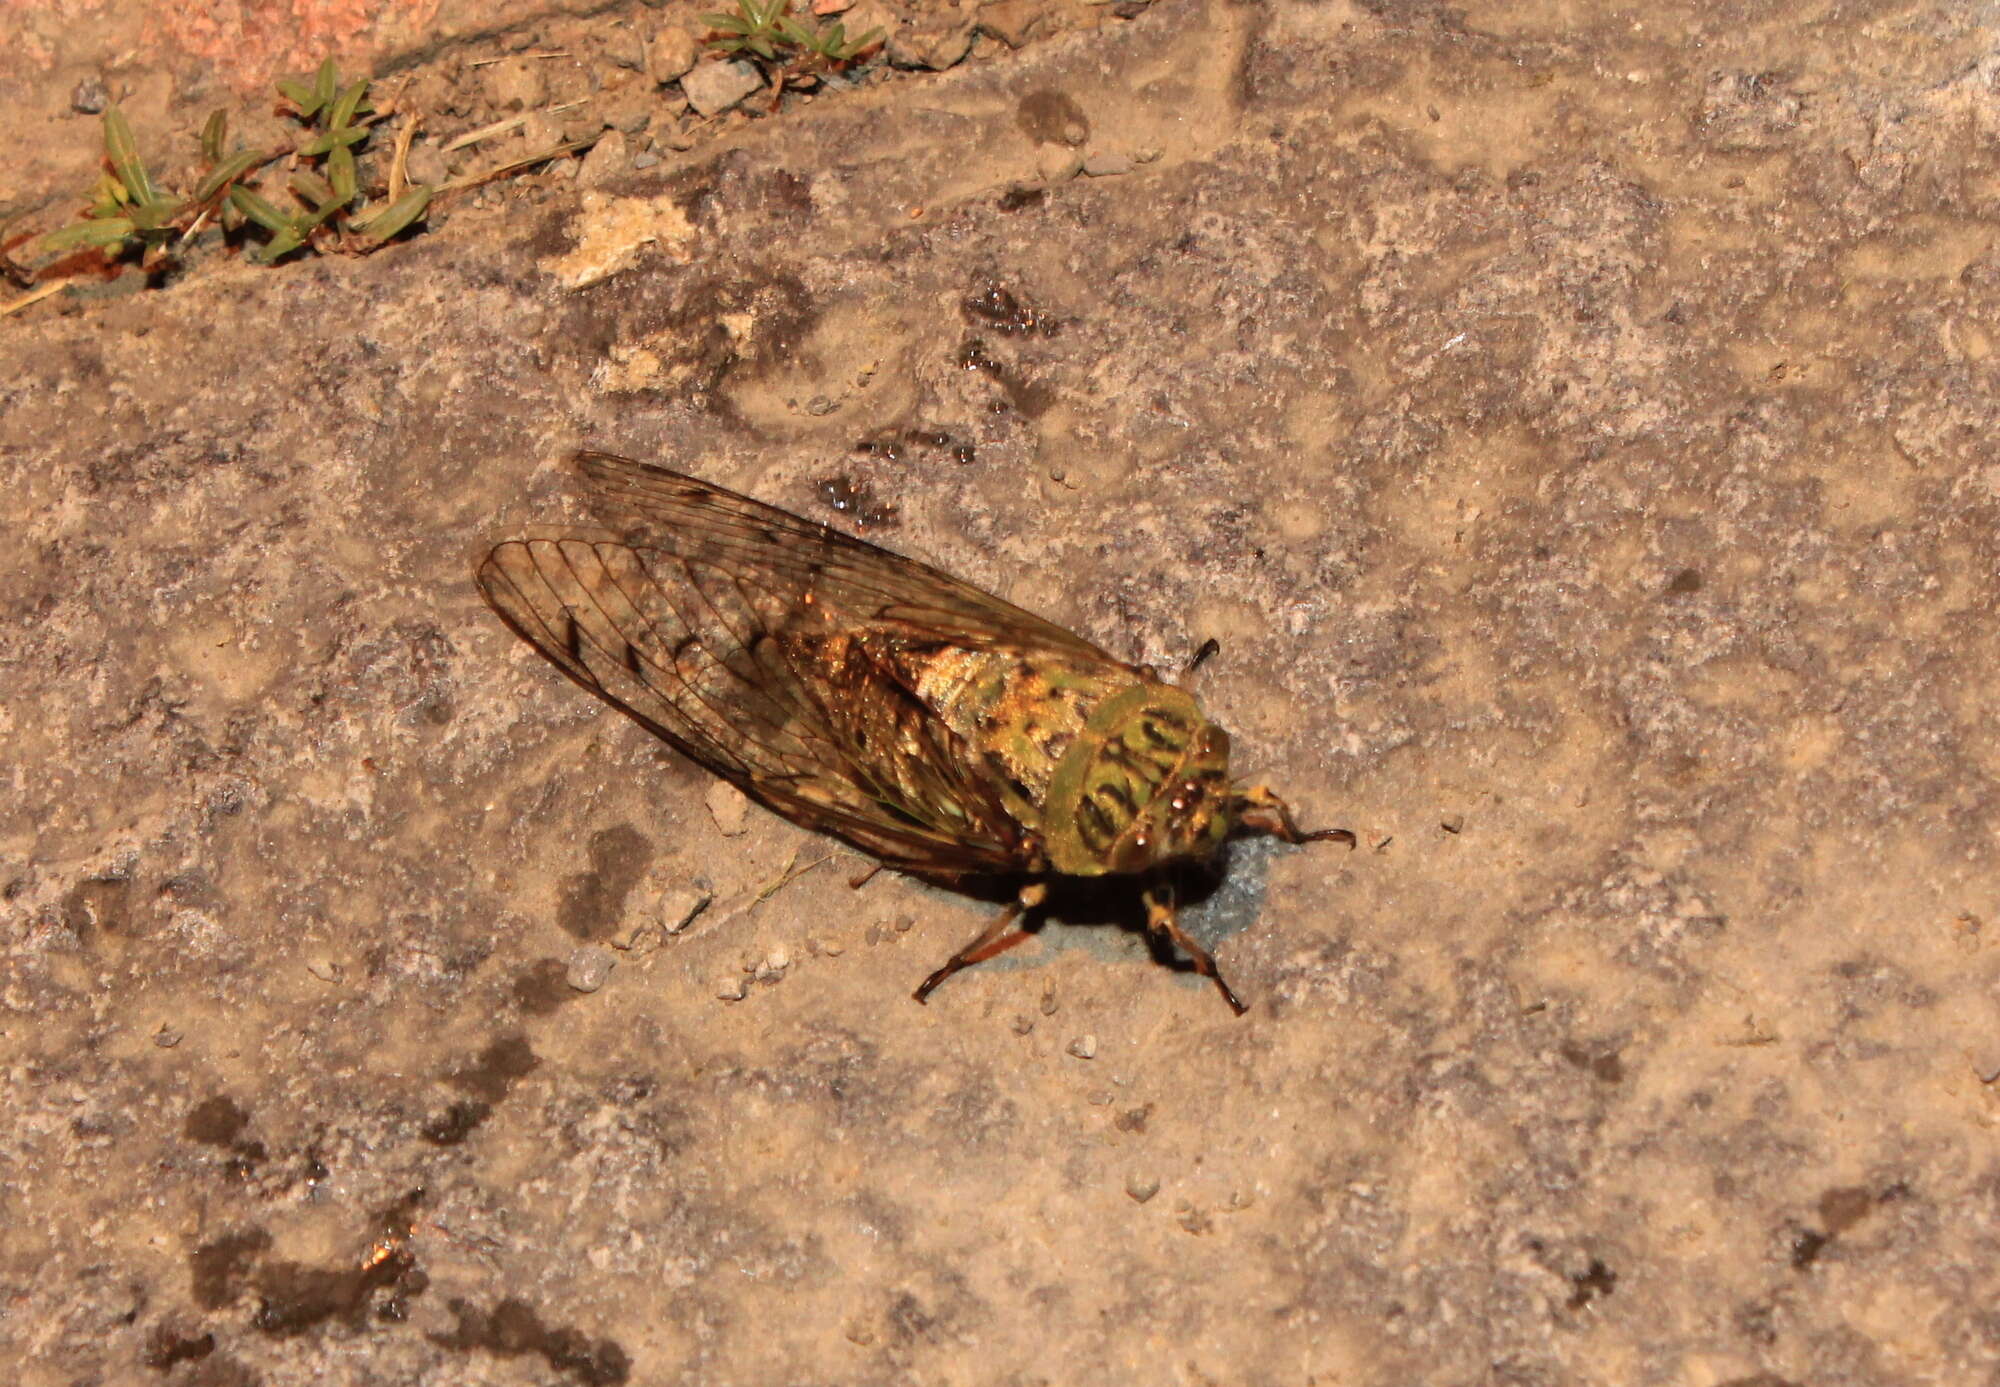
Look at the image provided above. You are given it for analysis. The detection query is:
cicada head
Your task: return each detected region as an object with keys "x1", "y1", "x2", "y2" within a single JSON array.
[{"x1": 1043, "y1": 685, "x2": 1238, "y2": 876}]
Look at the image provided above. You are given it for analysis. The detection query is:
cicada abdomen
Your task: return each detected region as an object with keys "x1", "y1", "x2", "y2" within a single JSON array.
[{"x1": 477, "y1": 452, "x2": 1352, "y2": 1013}]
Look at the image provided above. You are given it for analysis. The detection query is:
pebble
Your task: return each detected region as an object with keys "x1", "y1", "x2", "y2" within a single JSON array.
[
  {"x1": 648, "y1": 28, "x2": 700, "y2": 84},
  {"x1": 71, "y1": 76, "x2": 108, "y2": 115},
  {"x1": 1082, "y1": 151, "x2": 1134, "y2": 178},
  {"x1": 304, "y1": 955, "x2": 343, "y2": 984},
  {"x1": 660, "y1": 884, "x2": 713, "y2": 935},
  {"x1": 705, "y1": 781, "x2": 751, "y2": 836},
  {"x1": 681, "y1": 59, "x2": 764, "y2": 117},
  {"x1": 1125, "y1": 1173, "x2": 1160, "y2": 1204},
  {"x1": 1035, "y1": 146, "x2": 1083, "y2": 183},
  {"x1": 482, "y1": 58, "x2": 548, "y2": 112},
  {"x1": 716, "y1": 976, "x2": 748, "y2": 1002},
  {"x1": 1067, "y1": 1034, "x2": 1097, "y2": 1060},
  {"x1": 566, "y1": 947, "x2": 615, "y2": 993},
  {"x1": 153, "y1": 1025, "x2": 182, "y2": 1049}
]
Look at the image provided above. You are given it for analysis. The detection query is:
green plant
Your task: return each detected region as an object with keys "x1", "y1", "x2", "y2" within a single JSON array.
[
  {"x1": 701, "y1": 0, "x2": 795, "y2": 61},
  {"x1": 35, "y1": 106, "x2": 268, "y2": 265},
  {"x1": 234, "y1": 57, "x2": 431, "y2": 262},
  {"x1": 32, "y1": 57, "x2": 430, "y2": 275},
  {"x1": 699, "y1": 0, "x2": 883, "y2": 82}
]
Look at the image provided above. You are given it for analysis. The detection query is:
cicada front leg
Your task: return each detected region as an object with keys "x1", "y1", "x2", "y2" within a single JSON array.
[
  {"x1": 1143, "y1": 885, "x2": 1247, "y2": 1016},
  {"x1": 1231, "y1": 784, "x2": 1356, "y2": 849}
]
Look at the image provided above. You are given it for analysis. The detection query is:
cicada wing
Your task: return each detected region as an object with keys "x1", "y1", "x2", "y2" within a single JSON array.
[
  {"x1": 571, "y1": 451, "x2": 1127, "y2": 665},
  {"x1": 478, "y1": 528, "x2": 1036, "y2": 878}
]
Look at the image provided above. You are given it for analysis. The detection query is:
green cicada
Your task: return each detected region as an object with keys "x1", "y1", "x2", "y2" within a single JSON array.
[{"x1": 478, "y1": 453, "x2": 1352, "y2": 1012}]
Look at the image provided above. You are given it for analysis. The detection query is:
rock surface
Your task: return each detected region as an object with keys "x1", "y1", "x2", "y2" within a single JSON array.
[{"x1": 5, "y1": 2, "x2": 2000, "y2": 1385}]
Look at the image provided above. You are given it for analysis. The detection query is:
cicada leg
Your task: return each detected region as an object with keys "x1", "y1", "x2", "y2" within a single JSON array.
[
  {"x1": 848, "y1": 862, "x2": 885, "y2": 890},
  {"x1": 914, "y1": 882, "x2": 1049, "y2": 1004},
  {"x1": 1143, "y1": 885, "x2": 1248, "y2": 1016},
  {"x1": 1232, "y1": 785, "x2": 1357, "y2": 849}
]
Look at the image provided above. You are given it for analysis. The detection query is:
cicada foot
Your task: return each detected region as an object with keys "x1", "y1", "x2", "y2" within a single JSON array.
[{"x1": 1231, "y1": 784, "x2": 1357, "y2": 850}]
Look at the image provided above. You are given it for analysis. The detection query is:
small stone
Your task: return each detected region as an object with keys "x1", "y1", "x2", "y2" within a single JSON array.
[
  {"x1": 866, "y1": 924, "x2": 884, "y2": 946},
  {"x1": 1011, "y1": 1015, "x2": 1034, "y2": 1036},
  {"x1": 1040, "y1": 990, "x2": 1059, "y2": 1016},
  {"x1": 813, "y1": 0, "x2": 855, "y2": 13},
  {"x1": 681, "y1": 59, "x2": 764, "y2": 117},
  {"x1": 153, "y1": 1025, "x2": 182, "y2": 1048},
  {"x1": 1440, "y1": 814, "x2": 1465, "y2": 834},
  {"x1": 822, "y1": 938, "x2": 845, "y2": 956},
  {"x1": 405, "y1": 141, "x2": 450, "y2": 187},
  {"x1": 1082, "y1": 151, "x2": 1134, "y2": 178},
  {"x1": 977, "y1": 0, "x2": 1042, "y2": 47},
  {"x1": 888, "y1": 15, "x2": 973, "y2": 70},
  {"x1": 521, "y1": 109, "x2": 564, "y2": 150},
  {"x1": 71, "y1": 76, "x2": 108, "y2": 115},
  {"x1": 596, "y1": 76, "x2": 655, "y2": 134},
  {"x1": 706, "y1": 781, "x2": 751, "y2": 836},
  {"x1": 1067, "y1": 1034, "x2": 1097, "y2": 1060},
  {"x1": 304, "y1": 955, "x2": 343, "y2": 984},
  {"x1": 1125, "y1": 1173, "x2": 1160, "y2": 1204},
  {"x1": 566, "y1": 947, "x2": 615, "y2": 993},
  {"x1": 577, "y1": 130, "x2": 629, "y2": 189},
  {"x1": 648, "y1": 28, "x2": 700, "y2": 84},
  {"x1": 661, "y1": 884, "x2": 713, "y2": 935},
  {"x1": 631, "y1": 149, "x2": 661, "y2": 170},
  {"x1": 716, "y1": 975, "x2": 748, "y2": 1001},
  {"x1": 893, "y1": 915, "x2": 914, "y2": 933},
  {"x1": 1035, "y1": 145, "x2": 1082, "y2": 183},
  {"x1": 1134, "y1": 146, "x2": 1163, "y2": 164},
  {"x1": 482, "y1": 58, "x2": 548, "y2": 112}
]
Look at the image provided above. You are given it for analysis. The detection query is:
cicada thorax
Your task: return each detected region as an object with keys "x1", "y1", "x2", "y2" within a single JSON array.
[
  {"x1": 894, "y1": 645, "x2": 1234, "y2": 878},
  {"x1": 1039, "y1": 683, "x2": 1234, "y2": 876}
]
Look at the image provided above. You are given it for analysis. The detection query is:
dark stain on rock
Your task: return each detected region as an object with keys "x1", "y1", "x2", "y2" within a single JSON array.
[
  {"x1": 433, "y1": 1297, "x2": 631, "y2": 1385},
  {"x1": 184, "y1": 1095, "x2": 251, "y2": 1147},
  {"x1": 1819, "y1": 1185, "x2": 1874, "y2": 1235},
  {"x1": 996, "y1": 184, "x2": 1046, "y2": 212},
  {"x1": 1559, "y1": 1043, "x2": 1624, "y2": 1084},
  {"x1": 1666, "y1": 567, "x2": 1703, "y2": 595},
  {"x1": 143, "y1": 1320, "x2": 215, "y2": 1370},
  {"x1": 1564, "y1": 1257, "x2": 1616, "y2": 1310},
  {"x1": 1114, "y1": 1103, "x2": 1153, "y2": 1133},
  {"x1": 63, "y1": 875, "x2": 131, "y2": 942},
  {"x1": 190, "y1": 1192, "x2": 428, "y2": 1337},
  {"x1": 1788, "y1": 1225, "x2": 1827, "y2": 1270},
  {"x1": 422, "y1": 1100, "x2": 492, "y2": 1147},
  {"x1": 816, "y1": 475, "x2": 899, "y2": 528},
  {"x1": 513, "y1": 958, "x2": 576, "y2": 1015},
  {"x1": 557, "y1": 824, "x2": 653, "y2": 942},
  {"x1": 962, "y1": 284, "x2": 1057, "y2": 337},
  {"x1": 184, "y1": 1094, "x2": 268, "y2": 1178},
  {"x1": 423, "y1": 1034, "x2": 539, "y2": 1145},
  {"x1": 190, "y1": 1229, "x2": 272, "y2": 1310},
  {"x1": 1015, "y1": 88, "x2": 1088, "y2": 146}
]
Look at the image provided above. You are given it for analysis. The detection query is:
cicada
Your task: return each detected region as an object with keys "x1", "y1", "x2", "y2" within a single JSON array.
[{"x1": 477, "y1": 453, "x2": 1352, "y2": 1013}]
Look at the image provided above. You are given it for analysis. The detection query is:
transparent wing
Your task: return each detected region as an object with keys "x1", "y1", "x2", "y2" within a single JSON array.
[{"x1": 477, "y1": 454, "x2": 1131, "y2": 875}]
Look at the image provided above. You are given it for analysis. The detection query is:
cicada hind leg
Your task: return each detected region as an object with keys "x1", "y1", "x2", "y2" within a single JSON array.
[
  {"x1": 1231, "y1": 785, "x2": 1357, "y2": 850},
  {"x1": 913, "y1": 882, "x2": 1050, "y2": 1004}
]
